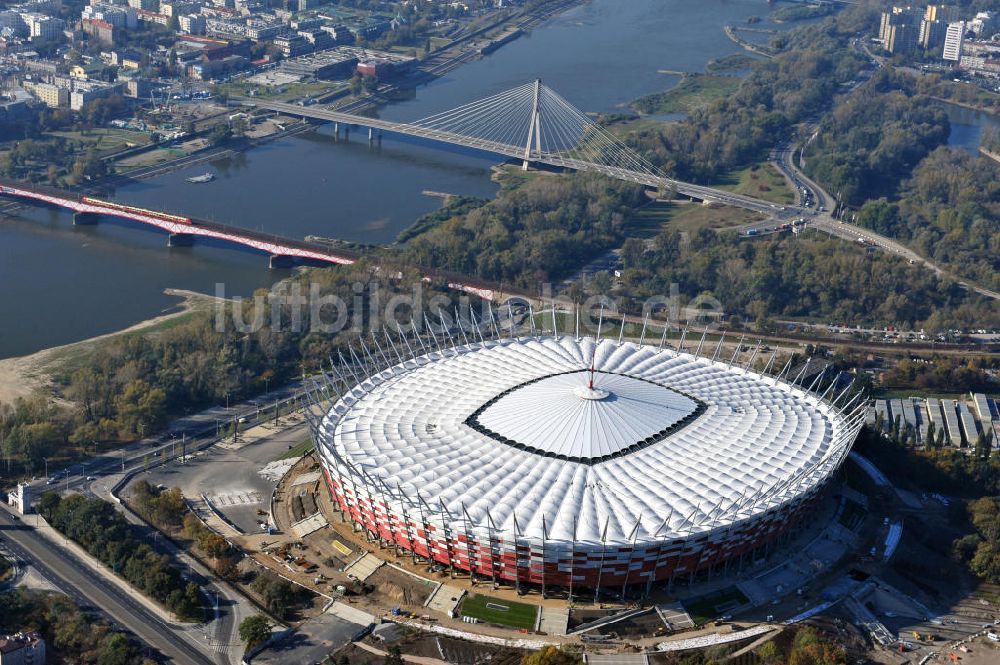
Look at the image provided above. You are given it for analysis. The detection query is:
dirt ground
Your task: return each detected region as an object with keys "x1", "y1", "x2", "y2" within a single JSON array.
[{"x1": 334, "y1": 627, "x2": 529, "y2": 665}]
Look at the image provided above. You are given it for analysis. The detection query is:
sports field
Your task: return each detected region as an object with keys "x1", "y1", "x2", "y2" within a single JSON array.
[{"x1": 460, "y1": 593, "x2": 538, "y2": 630}]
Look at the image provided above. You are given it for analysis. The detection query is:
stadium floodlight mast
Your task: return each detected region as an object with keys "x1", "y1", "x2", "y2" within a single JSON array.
[{"x1": 712, "y1": 331, "x2": 726, "y2": 361}]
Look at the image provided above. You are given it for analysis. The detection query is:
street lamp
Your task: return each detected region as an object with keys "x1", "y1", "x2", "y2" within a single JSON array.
[{"x1": 43, "y1": 457, "x2": 48, "y2": 482}]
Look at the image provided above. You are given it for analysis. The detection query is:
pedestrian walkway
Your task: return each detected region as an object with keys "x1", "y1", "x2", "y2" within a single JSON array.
[
  {"x1": 344, "y1": 552, "x2": 385, "y2": 582},
  {"x1": 538, "y1": 605, "x2": 570, "y2": 636}
]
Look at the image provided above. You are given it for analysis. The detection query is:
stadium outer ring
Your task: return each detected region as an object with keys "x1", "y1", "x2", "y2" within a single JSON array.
[{"x1": 311, "y1": 334, "x2": 867, "y2": 595}]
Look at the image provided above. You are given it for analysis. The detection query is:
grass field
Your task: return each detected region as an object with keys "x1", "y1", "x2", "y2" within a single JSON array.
[
  {"x1": 278, "y1": 437, "x2": 315, "y2": 460},
  {"x1": 460, "y1": 593, "x2": 538, "y2": 630},
  {"x1": 624, "y1": 199, "x2": 765, "y2": 238},
  {"x1": 633, "y1": 74, "x2": 742, "y2": 115},
  {"x1": 684, "y1": 587, "x2": 750, "y2": 626},
  {"x1": 712, "y1": 163, "x2": 795, "y2": 205},
  {"x1": 48, "y1": 128, "x2": 150, "y2": 152}
]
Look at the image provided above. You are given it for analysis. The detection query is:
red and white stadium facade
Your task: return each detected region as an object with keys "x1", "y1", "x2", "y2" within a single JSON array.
[{"x1": 310, "y1": 334, "x2": 866, "y2": 595}]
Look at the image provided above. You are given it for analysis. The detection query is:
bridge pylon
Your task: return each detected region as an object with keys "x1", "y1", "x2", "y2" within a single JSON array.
[{"x1": 522, "y1": 78, "x2": 543, "y2": 171}]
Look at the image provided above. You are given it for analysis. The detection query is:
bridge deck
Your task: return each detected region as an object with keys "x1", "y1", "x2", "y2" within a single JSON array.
[{"x1": 245, "y1": 100, "x2": 785, "y2": 215}]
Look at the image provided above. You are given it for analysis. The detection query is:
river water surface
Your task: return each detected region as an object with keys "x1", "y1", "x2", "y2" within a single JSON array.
[{"x1": 1, "y1": 0, "x2": 800, "y2": 358}]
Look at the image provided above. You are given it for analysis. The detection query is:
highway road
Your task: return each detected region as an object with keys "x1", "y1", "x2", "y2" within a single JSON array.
[
  {"x1": 0, "y1": 508, "x2": 217, "y2": 665},
  {"x1": 18, "y1": 386, "x2": 312, "y2": 665},
  {"x1": 770, "y1": 132, "x2": 1000, "y2": 302}
]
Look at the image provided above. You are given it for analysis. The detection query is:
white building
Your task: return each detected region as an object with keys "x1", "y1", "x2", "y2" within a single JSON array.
[
  {"x1": 178, "y1": 13, "x2": 205, "y2": 34},
  {"x1": 970, "y1": 11, "x2": 997, "y2": 38},
  {"x1": 22, "y1": 12, "x2": 64, "y2": 41},
  {"x1": 943, "y1": 20, "x2": 965, "y2": 61},
  {"x1": 0, "y1": 632, "x2": 45, "y2": 665},
  {"x1": 6, "y1": 482, "x2": 31, "y2": 514},
  {"x1": 82, "y1": 3, "x2": 138, "y2": 29}
]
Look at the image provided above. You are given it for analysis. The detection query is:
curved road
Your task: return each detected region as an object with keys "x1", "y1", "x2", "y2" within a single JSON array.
[{"x1": 771, "y1": 137, "x2": 1000, "y2": 301}]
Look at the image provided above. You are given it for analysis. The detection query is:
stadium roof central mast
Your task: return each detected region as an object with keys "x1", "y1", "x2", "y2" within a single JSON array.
[{"x1": 576, "y1": 340, "x2": 609, "y2": 401}]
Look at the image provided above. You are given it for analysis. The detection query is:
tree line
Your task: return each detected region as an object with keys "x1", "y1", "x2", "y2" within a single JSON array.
[
  {"x1": 0, "y1": 589, "x2": 152, "y2": 665},
  {"x1": 37, "y1": 492, "x2": 204, "y2": 621}
]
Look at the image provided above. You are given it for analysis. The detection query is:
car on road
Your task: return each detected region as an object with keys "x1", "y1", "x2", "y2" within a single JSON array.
[{"x1": 86, "y1": 476, "x2": 96, "y2": 481}]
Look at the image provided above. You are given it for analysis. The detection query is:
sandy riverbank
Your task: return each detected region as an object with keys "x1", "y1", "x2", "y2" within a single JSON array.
[{"x1": 0, "y1": 288, "x2": 220, "y2": 407}]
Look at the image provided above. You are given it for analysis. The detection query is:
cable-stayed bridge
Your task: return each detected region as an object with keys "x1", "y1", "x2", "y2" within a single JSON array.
[{"x1": 244, "y1": 80, "x2": 788, "y2": 215}]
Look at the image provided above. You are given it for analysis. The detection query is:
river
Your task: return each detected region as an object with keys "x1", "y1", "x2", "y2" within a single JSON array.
[
  {"x1": 942, "y1": 102, "x2": 1000, "y2": 155},
  {"x1": 0, "y1": 0, "x2": 798, "y2": 359}
]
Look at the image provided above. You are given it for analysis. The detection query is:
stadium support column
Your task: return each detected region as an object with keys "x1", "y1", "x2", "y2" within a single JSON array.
[
  {"x1": 461, "y1": 503, "x2": 478, "y2": 584},
  {"x1": 620, "y1": 517, "x2": 642, "y2": 601},
  {"x1": 398, "y1": 486, "x2": 419, "y2": 564},
  {"x1": 439, "y1": 499, "x2": 457, "y2": 579},
  {"x1": 593, "y1": 518, "x2": 609, "y2": 604},
  {"x1": 540, "y1": 515, "x2": 548, "y2": 598},
  {"x1": 521, "y1": 79, "x2": 542, "y2": 171},
  {"x1": 568, "y1": 515, "x2": 579, "y2": 603},
  {"x1": 486, "y1": 509, "x2": 499, "y2": 588}
]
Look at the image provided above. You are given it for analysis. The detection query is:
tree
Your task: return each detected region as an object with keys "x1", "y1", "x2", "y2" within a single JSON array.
[
  {"x1": 384, "y1": 646, "x2": 404, "y2": 665},
  {"x1": 522, "y1": 647, "x2": 582, "y2": 665},
  {"x1": 239, "y1": 614, "x2": 272, "y2": 648}
]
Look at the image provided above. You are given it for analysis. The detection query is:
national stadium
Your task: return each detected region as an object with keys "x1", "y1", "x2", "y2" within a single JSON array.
[{"x1": 309, "y1": 331, "x2": 866, "y2": 596}]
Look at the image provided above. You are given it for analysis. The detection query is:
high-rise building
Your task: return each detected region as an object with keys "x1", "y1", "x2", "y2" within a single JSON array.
[
  {"x1": 943, "y1": 20, "x2": 965, "y2": 61},
  {"x1": 925, "y1": 5, "x2": 959, "y2": 23},
  {"x1": 880, "y1": 7, "x2": 921, "y2": 54},
  {"x1": 919, "y1": 19, "x2": 947, "y2": 50},
  {"x1": 886, "y1": 22, "x2": 919, "y2": 54}
]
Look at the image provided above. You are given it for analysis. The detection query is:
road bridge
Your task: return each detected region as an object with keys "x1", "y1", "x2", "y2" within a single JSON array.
[
  {"x1": 0, "y1": 178, "x2": 358, "y2": 267},
  {"x1": 241, "y1": 81, "x2": 788, "y2": 216},
  {"x1": 0, "y1": 178, "x2": 501, "y2": 301}
]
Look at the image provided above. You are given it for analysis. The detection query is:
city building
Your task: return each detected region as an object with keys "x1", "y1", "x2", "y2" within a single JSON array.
[
  {"x1": 127, "y1": 0, "x2": 160, "y2": 11},
  {"x1": 21, "y1": 12, "x2": 63, "y2": 42},
  {"x1": 278, "y1": 48, "x2": 358, "y2": 79},
  {"x1": 69, "y1": 79, "x2": 122, "y2": 110},
  {"x1": 82, "y1": 18, "x2": 116, "y2": 45},
  {"x1": 0, "y1": 632, "x2": 45, "y2": 665},
  {"x1": 919, "y1": 19, "x2": 947, "y2": 51},
  {"x1": 5, "y1": 482, "x2": 32, "y2": 514},
  {"x1": 24, "y1": 79, "x2": 68, "y2": 107},
  {"x1": 880, "y1": 6, "x2": 922, "y2": 54},
  {"x1": 297, "y1": 28, "x2": 334, "y2": 50},
  {"x1": 943, "y1": 20, "x2": 965, "y2": 61},
  {"x1": 273, "y1": 32, "x2": 311, "y2": 57},
  {"x1": 82, "y1": 4, "x2": 138, "y2": 30},
  {"x1": 924, "y1": 4, "x2": 959, "y2": 23},
  {"x1": 970, "y1": 11, "x2": 998, "y2": 38},
  {"x1": 136, "y1": 8, "x2": 170, "y2": 26},
  {"x1": 69, "y1": 61, "x2": 106, "y2": 79},
  {"x1": 313, "y1": 336, "x2": 864, "y2": 592},
  {"x1": 178, "y1": 13, "x2": 206, "y2": 35},
  {"x1": 187, "y1": 53, "x2": 248, "y2": 79}
]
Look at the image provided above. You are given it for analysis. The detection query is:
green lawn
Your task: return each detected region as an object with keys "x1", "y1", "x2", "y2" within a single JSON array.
[
  {"x1": 624, "y1": 199, "x2": 765, "y2": 238},
  {"x1": 683, "y1": 586, "x2": 750, "y2": 626},
  {"x1": 48, "y1": 128, "x2": 150, "y2": 152},
  {"x1": 278, "y1": 437, "x2": 315, "y2": 460},
  {"x1": 460, "y1": 593, "x2": 538, "y2": 630},
  {"x1": 712, "y1": 163, "x2": 795, "y2": 205},
  {"x1": 633, "y1": 74, "x2": 742, "y2": 115}
]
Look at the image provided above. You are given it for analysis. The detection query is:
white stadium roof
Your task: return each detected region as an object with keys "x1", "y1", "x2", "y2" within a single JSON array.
[{"x1": 316, "y1": 336, "x2": 859, "y2": 547}]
